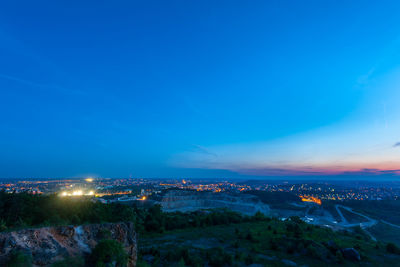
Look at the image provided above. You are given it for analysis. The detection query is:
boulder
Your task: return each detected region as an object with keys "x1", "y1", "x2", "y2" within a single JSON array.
[
  {"x1": 341, "y1": 248, "x2": 361, "y2": 261},
  {"x1": 281, "y1": 259, "x2": 297, "y2": 266}
]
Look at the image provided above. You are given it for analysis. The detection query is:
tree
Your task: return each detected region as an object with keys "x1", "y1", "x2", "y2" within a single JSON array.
[
  {"x1": 90, "y1": 240, "x2": 128, "y2": 267},
  {"x1": 144, "y1": 205, "x2": 164, "y2": 233}
]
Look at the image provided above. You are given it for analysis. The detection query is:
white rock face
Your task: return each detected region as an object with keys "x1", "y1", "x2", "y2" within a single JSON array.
[
  {"x1": 0, "y1": 222, "x2": 137, "y2": 267},
  {"x1": 160, "y1": 190, "x2": 270, "y2": 215}
]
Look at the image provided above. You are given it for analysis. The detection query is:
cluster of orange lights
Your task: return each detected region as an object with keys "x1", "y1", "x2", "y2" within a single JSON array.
[
  {"x1": 96, "y1": 191, "x2": 131, "y2": 197},
  {"x1": 299, "y1": 195, "x2": 322, "y2": 205}
]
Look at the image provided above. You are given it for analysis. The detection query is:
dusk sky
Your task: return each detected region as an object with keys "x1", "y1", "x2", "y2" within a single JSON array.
[{"x1": 1, "y1": 1, "x2": 400, "y2": 179}]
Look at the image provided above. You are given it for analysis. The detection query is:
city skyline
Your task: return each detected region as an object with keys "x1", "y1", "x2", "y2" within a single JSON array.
[{"x1": 1, "y1": 1, "x2": 400, "y2": 178}]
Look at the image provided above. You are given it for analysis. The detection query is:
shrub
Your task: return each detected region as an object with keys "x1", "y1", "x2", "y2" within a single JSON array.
[
  {"x1": 51, "y1": 257, "x2": 85, "y2": 267},
  {"x1": 6, "y1": 251, "x2": 32, "y2": 267},
  {"x1": 246, "y1": 232, "x2": 254, "y2": 241},
  {"x1": 234, "y1": 252, "x2": 244, "y2": 261},
  {"x1": 136, "y1": 259, "x2": 151, "y2": 267},
  {"x1": 90, "y1": 239, "x2": 128, "y2": 267},
  {"x1": 0, "y1": 219, "x2": 7, "y2": 231},
  {"x1": 269, "y1": 239, "x2": 279, "y2": 250},
  {"x1": 386, "y1": 243, "x2": 400, "y2": 254},
  {"x1": 335, "y1": 250, "x2": 344, "y2": 263},
  {"x1": 206, "y1": 247, "x2": 232, "y2": 267},
  {"x1": 306, "y1": 244, "x2": 324, "y2": 259},
  {"x1": 244, "y1": 254, "x2": 254, "y2": 265}
]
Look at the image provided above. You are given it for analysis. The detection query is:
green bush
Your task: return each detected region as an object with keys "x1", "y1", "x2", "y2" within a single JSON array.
[
  {"x1": 51, "y1": 256, "x2": 85, "y2": 267},
  {"x1": 6, "y1": 251, "x2": 32, "y2": 267},
  {"x1": 136, "y1": 259, "x2": 151, "y2": 267},
  {"x1": 206, "y1": 247, "x2": 232, "y2": 267},
  {"x1": 90, "y1": 239, "x2": 128, "y2": 267}
]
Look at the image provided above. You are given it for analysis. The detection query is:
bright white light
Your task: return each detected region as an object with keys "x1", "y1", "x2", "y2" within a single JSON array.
[
  {"x1": 59, "y1": 189, "x2": 95, "y2": 197},
  {"x1": 72, "y1": 190, "x2": 83, "y2": 196}
]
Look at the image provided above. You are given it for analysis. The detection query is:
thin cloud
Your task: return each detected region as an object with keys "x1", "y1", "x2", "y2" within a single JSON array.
[
  {"x1": 191, "y1": 144, "x2": 218, "y2": 158},
  {"x1": 362, "y1": 168, "x2": 380, "y2": 172},
  {"x1": 234, "y1": 167, "x2": 400, "y2": 177},
  {"x1": 394, "y1": 142, "x2": 400, "y2": 147},
  {"x1": 372, "y1": 169, "x2": 400, "y2": 175},
  {"x1": 0, "y1": 73, "x2": 86, "y2": 96},
  {"x1": 356, "y1": 67, "x2": 376, "y2": 86},
  {"x1": 236, "y1": 167, "x2": 326, "y2": 176}
]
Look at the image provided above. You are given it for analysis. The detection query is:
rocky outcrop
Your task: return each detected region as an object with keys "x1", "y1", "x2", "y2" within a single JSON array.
[
  {"x1": 0, "y1": 222, "x2": 137, "y2": 266},
  {"x1": 160, "y1": 190, "x2": 270, "y2": 215},
  {"x1": 341, "y1": 248, "x2": 361, "y2": 261}
]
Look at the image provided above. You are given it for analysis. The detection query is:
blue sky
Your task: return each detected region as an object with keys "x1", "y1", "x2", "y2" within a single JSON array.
[{"x1": 0, "y1": 1, "x2": 400, "y2": 178}]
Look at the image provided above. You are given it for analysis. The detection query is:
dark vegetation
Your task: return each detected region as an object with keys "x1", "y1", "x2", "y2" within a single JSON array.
[
  {"x1": 6, "y1": 250, "x2": 32, "y2": 267},
  {"x1": 138, "y1": 216, "x2": 400, "y2": 267},
  {"x1": 0, "y1": 190, "x2": 135, "y2": 231},
  {"x1": 2, "y1": 191, "x2": 400, "y2": 266},
  {"x1": 89, "y1": 239, "x2": 128, "y2": 267},
  {"x1": 133, "y1": 204, "x2": 266, "y2": 234},
  {"x1": 0, "y1": 190, "x2": 264, "y2": 234}
]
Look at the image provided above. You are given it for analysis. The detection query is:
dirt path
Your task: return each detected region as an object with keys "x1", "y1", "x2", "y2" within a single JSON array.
[{"x1": 381, "y1": 220, "x2": 400, "y2": 229}]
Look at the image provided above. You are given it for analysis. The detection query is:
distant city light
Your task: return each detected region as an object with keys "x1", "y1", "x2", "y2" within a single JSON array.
[
  {"x1": 72, "y1": 190, "x2": 83, "y2": 196},
  {"x1": 59, "y1": 190, "x2": 95, "y2": 197},
  {"x1": 85, "y1": 178, "x2": 94, "y2": 182},
  {"x1": 300, "y1": 195, "x2": 322, "y2": 205}
]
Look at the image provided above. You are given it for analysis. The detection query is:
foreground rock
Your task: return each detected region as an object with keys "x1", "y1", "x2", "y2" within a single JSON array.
[
  {"x1": 160, "y1": 190, "x2": 270, "y2": 215},
  {"x1": 0, "y1": 222, "x2": 137, "y2": 266},
  {"x1": 341, "y1": 248, "x2": 361, "y2": 261}
]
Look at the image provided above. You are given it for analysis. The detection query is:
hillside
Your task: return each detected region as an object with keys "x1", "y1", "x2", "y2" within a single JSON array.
[
  {"x1": 2, "y1": 192, "x2": 400, "y2": 266},
  {"x1": 335, "y1": 200, "x2": 400, "y2": 225},
  {"x1": 138, "y1": 216, "x2": 400, "y2": 267}
]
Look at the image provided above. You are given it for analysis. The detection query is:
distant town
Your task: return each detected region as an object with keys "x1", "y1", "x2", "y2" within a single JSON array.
[{"x1": 1, "y1": 178, "x2": 399, "y2": 204}]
